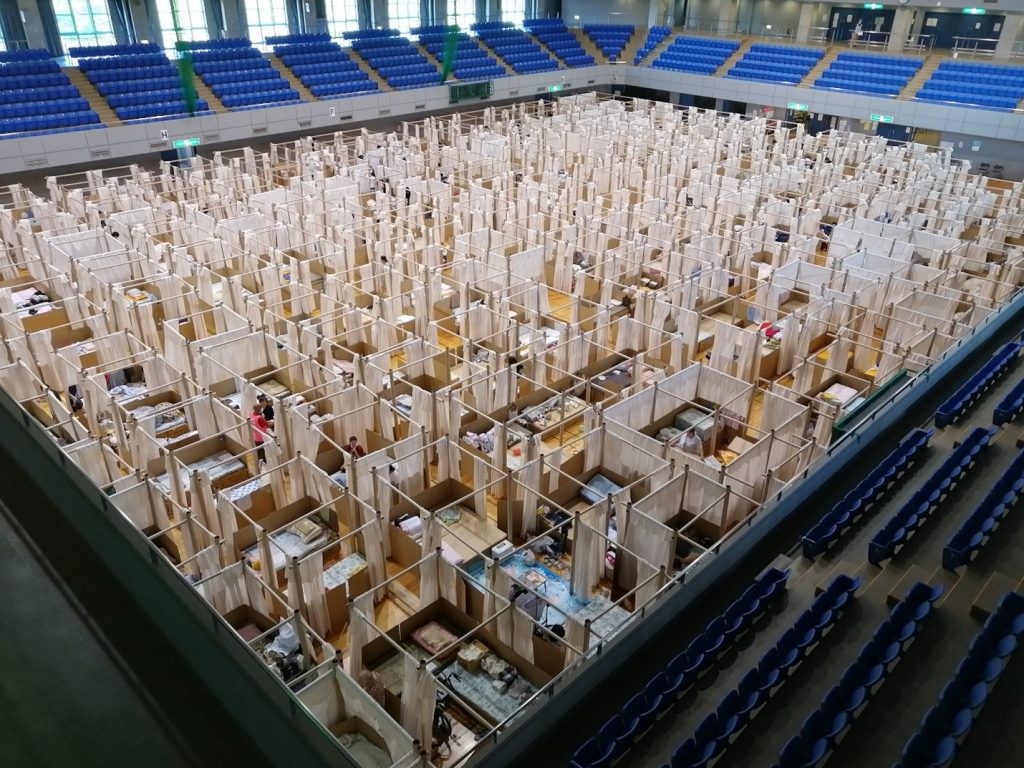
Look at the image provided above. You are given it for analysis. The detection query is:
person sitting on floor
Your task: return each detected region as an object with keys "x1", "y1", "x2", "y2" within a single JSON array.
[{"x1": 342, "y1": 435, "x2": 366, "y2": 458}]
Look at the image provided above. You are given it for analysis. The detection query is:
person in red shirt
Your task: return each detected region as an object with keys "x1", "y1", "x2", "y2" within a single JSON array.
[
  {"x1": 342, "y1": 435, "x2": 366, "y2": 458},
  {"x1": 250, "y1": 403, "x2": 271, "y2": 463}
]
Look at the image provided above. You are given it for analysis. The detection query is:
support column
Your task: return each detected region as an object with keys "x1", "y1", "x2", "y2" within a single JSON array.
[
  {"x1": 887, "y1": 8, "x2": 914, "y2": 53},
  {"x1": 795, "y1": 3, "x2": 816, "y2": 44},
  {"x1": 994, "y1": 16, "x2": 1024, "y2": 59},
  {"x1": 648, "y1": 0, "x2": 671, "y2": 29},
  {"x1": 717, "y1": 0, "x2": 739, "y2": 35}
]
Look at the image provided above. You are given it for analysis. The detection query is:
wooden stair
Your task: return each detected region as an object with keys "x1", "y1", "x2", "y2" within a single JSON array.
[
  {"x1": 899, "y1": 53, "x2": 945, "y2": 99},
  {"x1": 799, "y1": 47, "x2": 841, "y2": 87},
  {"x1": 64, "y1": 67, "x2": 120, "y2": 127},
  {"x1": 267, "y1": 54, "x2": 316, "y2": 102},
  {"x1": 190, "y1": 76, "x2": 226, "y2": 113},
  {"x1": 619, "y1": 27, "x2": 649, "y2": 65},
  {"x1": 636, "y1": 30, "x2": 678, "y2": 67},
  {"x1": 347, "y1": 49, "x2": 393, "y2": 92},
  {"x1": 475, "y1": 38, "x2": 516, "y2": 77},
  {"x1": 413, "y1": 41, "x2": 449, "y2": 82},
  {"x1": 714, "y1": 39, "x2": 752, "y2": 77},
  {"x1": 570, "y1": 28, "x2": 605, "y2": 64}
]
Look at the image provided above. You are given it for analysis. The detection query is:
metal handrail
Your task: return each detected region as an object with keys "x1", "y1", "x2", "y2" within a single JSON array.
[{"x1": 952, "y1": 36, "x2": 1000, "y2": 59}]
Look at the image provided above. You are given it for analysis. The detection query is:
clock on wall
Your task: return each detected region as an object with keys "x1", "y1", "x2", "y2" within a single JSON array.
[{"x1": 897, "y1": 0, "x2": 910, "y2": 5}]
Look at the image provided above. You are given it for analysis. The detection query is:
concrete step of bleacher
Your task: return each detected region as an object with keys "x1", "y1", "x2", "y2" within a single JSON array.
[
  {"x1": 970, "y1": 571, "x2": 1019, "y2": 622},
  {"x1": 190, "y1": 75, "x2": 227, "y2": 113},
  {"x1": 570, "y1": 28, "x2": 606, "y2": 64},
  {"x1": 799, "y1": 47, "x2": 841, "y2": 88},
  {"x1": 714, "y1": 39, "x2": 753, "y2": 77},
  {"x1": 346, "y1": 49, "x2": 393, "y2": 93},
  {"x1": 266, "y1": 54, "x2": 316, "y2": 102},
  {"x1": 636, "y1": 29, "x2": 679, "y2": 66},
  {"x1": 474, "y1": 37, "x2": 517, "y2": 77},
  {"x1": 619, "y1": 26, "x2": 648, "y2": 65},
  {"x1": 899, "y1": 52, "x2": 946, "y2": 99},
  {"x1": 63, "y1": 67, "x2": 120, "y2": 127}
]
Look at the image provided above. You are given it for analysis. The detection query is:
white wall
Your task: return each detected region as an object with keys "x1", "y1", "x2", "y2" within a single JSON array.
[{"x1": 561, "y1": 0, "x2": 653, "y2": 27}]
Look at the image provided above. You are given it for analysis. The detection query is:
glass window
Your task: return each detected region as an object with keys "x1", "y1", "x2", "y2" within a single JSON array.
[
  {"x1": 502, "y1": 0, "x2": 526, "y2": 26},
  {"x1": 387, "y1": 0, "x2": 420, "y2": 34},
  {"x1": 52, "y1": 0, "x2": 117, "y2": 51},
  {"x1": 154, "y1": 0, "x2": 210, "y2": 45},
  {"x1": 245, "y1": 0, "x2": 291, "y2": 44},
  {"x1": 325, "y1": 0, "x2": 360, "y2": 37},
  {"x1": 447, "y1": 0, "x2": 475, "y2": 31}
]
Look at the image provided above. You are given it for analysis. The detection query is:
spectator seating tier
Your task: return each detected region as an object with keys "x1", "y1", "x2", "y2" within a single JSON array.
[
  {"x1": 918, "y1": 61, "x2": 1024, "y2": 111},
  {"x1": 583, "y1": 24, "x2": 635, "y2": 61},
  {"x1": 651, "y1": 36, "x2": 741, "y2": 75},
  {"x1": 472, "y1": 22, "x2": 560, "y2": 74},
  {"x1": 190, "y1": 41, "x2": 302, "y2": 110},
  {"x1": 635, "y1": 26, "x2": 671, "y2": 64},
  {"x1": 936, "y1": 341, "x2": 1021, "y2": 427},
  {"x1": 272, "y1": 36, "x2": 378, "y2": 99},
  {"x1": 523, "y1": 18, "x2": 594, "y2": 68},
  {"x1": 993, "y1": 375, "x2": 1024, "y2": 426},
  {"x1": 0, "y1": 53, "x2": 99, "y2": 137},
  {"x1": 815, "y1": 52, "x2": 923, "y2": 96},
  {"x1": 351, "y1": 30, "x2": 439, "y2": 90},
  {"x1": 727, "y1": 44, "x2": 824, "y2": 85},
  {"x1": 415, "y1": 26, "x2": 508, "y2": 81}
]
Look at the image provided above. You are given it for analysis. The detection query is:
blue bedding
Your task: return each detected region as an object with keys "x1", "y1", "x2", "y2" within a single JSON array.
[{"x1": 580, "y1": 473, "x2": 623, "y2": 505}]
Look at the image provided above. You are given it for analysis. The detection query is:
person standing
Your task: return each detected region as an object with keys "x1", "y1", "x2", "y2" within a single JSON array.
[{"x1": 250, "y1": 403, "x2": 271, "y2": 464}]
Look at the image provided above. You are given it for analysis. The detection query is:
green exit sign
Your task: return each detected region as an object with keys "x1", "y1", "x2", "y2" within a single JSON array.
[
  {"x1": 787, "y1": 102, "x2": 809, "y2": 111},
  {"x1": 963, "y1": 7, "x2": 986, "y2": 14},
  {"x1": 172, "y1": 137, "x2": 201, "y2": 149},
  {"x1": 863, "y1": 3, "x2": 884, "y2": 9},
  {"x1": 547, "y1": 84, "x2": 564, "y2": 93},
  {"x1": 870, "y1": 113, "x2": 894, "y2": 123}
]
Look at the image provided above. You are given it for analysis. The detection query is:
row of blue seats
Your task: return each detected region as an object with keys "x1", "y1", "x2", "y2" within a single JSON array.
[
  {"x1": 292, "y1": 63, "x2": 364, "y2": 79},
  {"x1": 116, "y1": 100, "x2": 209, "y2": 120},
  {"x1": 524, "y1": 20, "x2": 593, "y2": 67},
  {"x1": 827, "y1": 63, "x2": 919, "y2": 79},
  {"x1": 918, "y1": 92, "x2": 1020, "y2": 110},
  {"x1": 180, "y1": 38, "x2": 252, "y2": 50},
  {"x1": 107, "y1": 89, "x2": 192, "y2": 107},
  {"x1": 375, "y1": 64, "x2": 436, "y2": 78},
  {"x1": 749, "y1": 43, "x2": 821, "y2": 57},
  {"x1": 838, "y1": 52, "x2": 920, "y2": 66},
  {"x1": 78, "y1": 54, "x2": 167, "y2": 70},
  {"x1": 668, "y1": 574, "x2": 862, "y2": 768},
  {"x1": 583, "y1": 24, "x2": 634, "y2": 59},
  {"x1": 930, "y1": 71, "x2": 1024, "y2": 87},
  {"x1": 212, "y1": 81, "x2": 294, "y2": 97},
  {"x1": 471, "y1": 22, "x2": 513, "y2": 32},
  {"x1": 652, "y1": 60, "x2": 720, "y2": 75},
  {"x1": 936, "y1": 342, "x2": 1021, "y2": 427},
  {"x1": 994, "y1": 375, "x2": 1024, "y2": 425},
  {"x1": 265, "y1": 33, "x2": 329, "y2": 45},
  {"x1": 570, "y1": 567, "x2": 791, "y2": 768},
  {"x1": 390, "y1": 74, "x2": 440, "y2": 88},
  {"x1": 635, "y1": 26, "x2": 671, "y2": 64},
  {"x1": 729, "y1": 62, "x2": 813, "y2": 76},
  {"x1": 69, "y1": 43, "x2": 158, "y2": 57},
  {"x1": 0, "y1": 49, "x2": 53, "y2": 62},
  {"x1": 895, "y1": 591, "x2": 1022, "y2": 768},
  {"x1": 219, "y1": 89, "x2": 299, "y2": 108},
  {"x1": 195, "y1": 59, "x2": 271, "y2": 74},
  {"x1": 868, "y1": 426, "x2": 996, "y2": 565},
  {"x1": 925, "y1": 83, "x2": 1024, "y2": 99},
  {"x1": 0, "y1": 111, "x2": 99, "y2": 134},
  {"x1": 343, "y1": 28, "x2": 400, "y2": 39},
  {"x1": 822, "y1": 69, "x2": 910, "y2": 87},
  {"x1": 935, "y1": 62, "x2": 1024, "y2": 75},
  {"x1": 0, "y1": 59, "x2": 61, "y2": 75},
  {"x1": 736, "y1": 52, "x2": 820, "y2": 67},
  {"x1": 203, "y1": 69, "x2": 284, "y2": 86},
  {"x1": 280, "y1": 52, "x2": 358, "y2": 68},
  {"x1": 0, "y1": 98, "x2": 88, "y2": 118},
  {"x1": 309, "y1": 82, "x2": 378, "y2": 98},
  {"x1": 191, "y1": 48, "x2": 263, "y2": 63},
  {"x1": 803, "y1": 428, "x2": 933, "y2": 559},
  {"x1": 87, "y1": 65, "x2": 179, "y2": 83},
  {"x1": 457, "y1": 67, "x2": 508, "y2": 81},
  {"x1": 816, "y1": 78, "x2": 903, "y2": 96},
  {"x1": 350, "y1": 37, "x2": 409, "y2": 49},
  {"x1": 0, "y1": 73, "x2": 69, "y2": 88},
  {"x1": 98, "y1": 76, "x2": 180, "y2": 96},
  {"x1": 274, "y1": 42, "x2": 341, "y2": 57},
  {"x1": 0, "y1": 85, "x2": 80, "y2": 104},
  {"x1": 773, "y1": 582, "x2": 943, "y2": 768},
  {"x1": 728, "y1": 70, "x2": 804, "y2": 85},
  {"x1": 943, "y1": 442, "x2": 1024, "y2": 570},
  {"x1": 301, "y1": 71, "x2": 373, "y2": 87}
]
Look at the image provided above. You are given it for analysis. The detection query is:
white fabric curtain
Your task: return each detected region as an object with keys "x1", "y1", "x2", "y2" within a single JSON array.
[
  {"x1": 299, "y1": 551, "x2": 330, "y2": 637},
  {"x1": 348, "y1": 590, "x2": 372, "y2": 679}
]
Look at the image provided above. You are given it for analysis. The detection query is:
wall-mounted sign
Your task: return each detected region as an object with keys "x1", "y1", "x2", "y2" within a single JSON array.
[
  {"x1": 962, "y1": 8, "x2": 986, "y2": 15},
  {"x1": 870, "y1": 113, "x2": 894, "y2": 123},
  {"x1": 172, "y1": 137, "x2": 201, "y2": 149},
  {"x1": 787, "y1": 102, "x2": 809, "y2": 111},
  {"x1": 863, "y1": 3, "x2": 884, "y2": 10}
]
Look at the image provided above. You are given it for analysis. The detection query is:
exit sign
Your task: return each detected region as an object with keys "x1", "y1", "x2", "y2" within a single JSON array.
[
  {"x1": 870, "y1": 113, "x2": 894, "y2": 123},
  {"x1": 172, "y1": 137, "x2": 201, "y2": 149},
  {"x1": 547, "y1": 84, "x2": 564, "y2": 93},
  {"x1": 787, "y1": 102, "x2": 809, "y2": 111},
  {"x1": 863, "y1": 3, "x2": 884, "y2": 9},
  {"x1": 963, "y1": 8, "x2": 986, "y2": 15}
]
